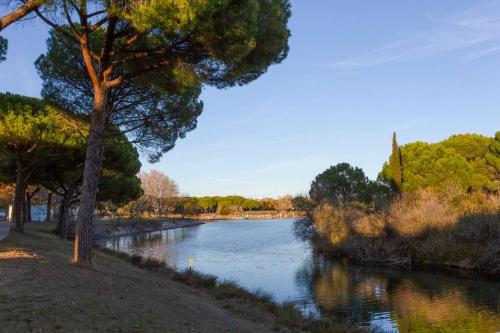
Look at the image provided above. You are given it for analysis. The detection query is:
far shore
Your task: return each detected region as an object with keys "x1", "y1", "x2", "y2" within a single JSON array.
[
  {"x1": 0, "y1": 215, "x2": 301, "y2": 244},
  {"x1": 93, "y1": 218, "x2": 204, "y2": 241},
  {"x1": 191, "y1": 212, "x2": 305, "y2": 220},
  {"x1": 93, "y1": 214, "x2": 303, "y2": 242}
]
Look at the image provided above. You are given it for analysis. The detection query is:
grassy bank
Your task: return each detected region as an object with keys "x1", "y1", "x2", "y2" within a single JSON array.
[
  {"x1": 303, "y1": 189, "x2": 499, "y2": 275},
  {"x1": 0, "y1": 223, "x2": 361, "y2": 333}
]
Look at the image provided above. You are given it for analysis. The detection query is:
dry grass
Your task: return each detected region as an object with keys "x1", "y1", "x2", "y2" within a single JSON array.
[
  {"x1": 0, "y1": 249, "x2": 38, "y2": 259},
  {"x1": 388, "y1": 190, "x2": 459, "y2": 236},
  {"x1": 0, "y1": 224, "x2": 296, "y2": 333},
  {"x1": 98, "y1": 247, "x2": 365, "y2": 333},
  {"x1": 309, "y1": 189, "x2": 500, "y2": 274}
]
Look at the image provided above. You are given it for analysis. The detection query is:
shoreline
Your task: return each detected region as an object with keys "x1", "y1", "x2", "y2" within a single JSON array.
[
  {"x1": 0, "y1": 223, "x2": 358, "y2": 333},
  {"x1": 93, "y1": 217, "x2": 497, "y2": 278},
  {"x1": 93, "y1": 215, "x2": 301, "y2": 242},
  {"x1": 312, "y1": 236, "x2": 500, "y2": 279},
  {"x1": 95, "y1": 217, "x2": 497, "y2": 279},
  {"x1": 95, "y1": 245, "x2": 359, "y2": 333}
]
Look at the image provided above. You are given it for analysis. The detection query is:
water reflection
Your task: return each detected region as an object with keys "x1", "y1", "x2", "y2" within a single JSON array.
[
  {"x1": 104, "y1": 226, "x2": 199, "y2": 263},
  {"x1": 298, "y1": 256, "x2": 500, "y2": 332},
  {"x1": 104, "y1": 220, "x2": 500, "y2": 332}
]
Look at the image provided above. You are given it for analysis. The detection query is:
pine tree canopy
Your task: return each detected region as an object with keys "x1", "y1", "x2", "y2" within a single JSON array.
[
  {"x1": 0, "y1": 93, "x2": 142, "y2": 206},
  {"x1": 379, "y1": 133, "x2": 500, "y2": 193},
  {"x1": 35, "y1": 0, "x2": 291, "y2": 161}
]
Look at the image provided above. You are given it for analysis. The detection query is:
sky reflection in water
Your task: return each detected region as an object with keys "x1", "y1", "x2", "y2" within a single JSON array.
[{"x1": 104, "y1": 220, "x2": 500, "y2": 332}]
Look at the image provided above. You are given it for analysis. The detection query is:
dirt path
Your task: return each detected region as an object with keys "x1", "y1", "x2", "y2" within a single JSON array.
[{"x1": 0, "y1": 225, "x2": 282, "y2": 333}]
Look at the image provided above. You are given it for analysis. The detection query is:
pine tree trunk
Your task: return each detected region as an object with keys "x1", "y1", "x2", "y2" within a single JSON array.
[
  {"x1": 56, "y1": 199, "x2": 65, "y2": 236},
  {"x1": 26, "y1": 193, "x2": 32, "y2": 222},
  {"x1": 73, "y1": 86, "x2": 108, "y2": 265},
  {"x1": 46, "y1": 192, "x2": 52, "y2": 222},
  {"x1": 23, "y1": 192, "x2": 28, "y2": 225},
  {"x1": 58, "y1": 186, "x2": 75, "y2": 240},
  {"x1": 14, "y1": 162, "x2": 27, "y2": 232}
]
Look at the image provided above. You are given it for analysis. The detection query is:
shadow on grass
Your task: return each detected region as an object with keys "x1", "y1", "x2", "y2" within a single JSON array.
[{"x1": 97, "y1": 246, "x2": 367, "y2": 333}]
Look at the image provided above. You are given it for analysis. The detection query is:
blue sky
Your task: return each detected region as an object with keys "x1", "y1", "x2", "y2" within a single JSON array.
[{"x1": 1, "y1": 0, "x2": 499, "y2": 197}]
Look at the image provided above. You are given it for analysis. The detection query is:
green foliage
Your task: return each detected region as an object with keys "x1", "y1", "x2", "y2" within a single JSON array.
[
  {"x1": 97, "y1": 135, "x2": 143, "y2": 206},
  {"x1": 380, "y1": 133, "x2": 500, "y2": 193},
  {"x1": 112, "y1": 0, "x2": 291, "y2": 87},
  {"x1": 0, "y1": 93, "x2": 83, "y2": 179},
  {"x1": 196, "y1": 196, "x2": 218, "y2": 212},
  {"x1": 36, "y1": 28, "x2": 203, "y2": 163},
  {"x1": 42, "y1": 129, "x2": 143, "y2": 206},
  {"x1": 291, "y1": 195, "x2": 312, "y2": 212},
  {"x1": 164, "y1": 194, "x2": 299, "y2": 216},
  {"x1": 310, "y1": 162, "x2": 390, "y2": 206},
  {"x1": 0, "y1": 93, "x2": 142, "y2": 206},
  {"x1": 389, "y1": 132, "x2": 402, "y2": 192},
  {"x1": 0, "y1": 36, "x2": 7, "y2": 62},
  {"x1": 241, "y1": 198, "x2": 262, "y2": 211},
  {"x1": 485, "y1": 132, "x2": 500, "y2": 188},
  {"x1": 36, "y1": 0, "x2": 290, "y2": 162}
]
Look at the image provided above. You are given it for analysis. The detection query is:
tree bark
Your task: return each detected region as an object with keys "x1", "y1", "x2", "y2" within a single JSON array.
[
  {"x1": 24, "y1": 187, "x2": 40, "y2": 223},
  {"x1": 58, "y1": 185, "x2": 76, "y2": 240},
  {"x1": 14, "y1": 163, "x2": 27, "y2": 232},
  {"x1": 73, "y1": 85, "x2": 108, "y2": 265},
  {"x1": 0, "y1": 0, "x2": 41, "y2": 31},
  {"x1": 46, "y1": 192, "x2": 52, "y2": 222},
  {"x1": 26, "y1": 191, "x2": 31, "y2": 223}
]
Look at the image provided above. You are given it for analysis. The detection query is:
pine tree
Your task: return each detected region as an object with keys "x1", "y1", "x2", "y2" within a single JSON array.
[
  {"x1": 485, "y1": 131, "x2": 500, "y2": 189},
  {"x1": 390, "y1": 132, "x2": 403, "y2": 193},
  {"x1": 32, "y1": 0, "x2": 291, "y2": 265}
]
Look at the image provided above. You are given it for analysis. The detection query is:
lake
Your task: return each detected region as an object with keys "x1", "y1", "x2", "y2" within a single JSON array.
[{"x1": 103, "y1": 219, "x2": 500, "y2": 332}]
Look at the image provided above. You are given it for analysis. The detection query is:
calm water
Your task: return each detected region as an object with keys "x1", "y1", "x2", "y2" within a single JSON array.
[{"x1": 103, "y1": 219, "x2": 500, "y2": 332}]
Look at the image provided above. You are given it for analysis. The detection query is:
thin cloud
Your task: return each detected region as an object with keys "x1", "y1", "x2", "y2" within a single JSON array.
[
  {"x1": 393, "y1": 114, "x2": 437, "y2": 133},
  {"x1": 329, "y1": 2, "x2": 500, "y2": 69},
  {"x1": 464, "y1": 44, "x2": 500, "y2": 61}
]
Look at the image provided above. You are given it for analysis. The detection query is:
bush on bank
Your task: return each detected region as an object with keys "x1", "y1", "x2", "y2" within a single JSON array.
[{"x1": 304, "y1": 188, "x2": 499, "y2": 274}]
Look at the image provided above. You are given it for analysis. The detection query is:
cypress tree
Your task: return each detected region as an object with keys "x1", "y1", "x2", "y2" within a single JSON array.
[{"x1": 390, "y1": 132, "x2": 403, "y2": 193}]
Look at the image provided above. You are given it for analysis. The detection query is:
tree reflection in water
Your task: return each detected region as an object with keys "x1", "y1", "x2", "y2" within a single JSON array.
[
  {"x1": 104, "y1": 221, "x2": 499, "y2": 333},
  {"x1": 295, "y1": 255, "x2": 499, "y2": 332},
  {"x1": 103, "y1": 227, "x2": 198, "y2": 263}
]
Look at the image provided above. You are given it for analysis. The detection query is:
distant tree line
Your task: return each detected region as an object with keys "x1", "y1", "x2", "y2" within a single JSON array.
[{"x1": 115, "y1": 170, "x2": 302, "y2": 218}]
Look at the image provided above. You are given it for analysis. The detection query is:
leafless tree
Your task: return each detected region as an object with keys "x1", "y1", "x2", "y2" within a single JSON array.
[{"x1": 139, "y1": 170, "x2": 178, "y2": 217}]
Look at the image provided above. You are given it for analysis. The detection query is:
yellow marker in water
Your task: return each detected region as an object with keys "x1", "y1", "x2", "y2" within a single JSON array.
[{"x1": 188, "y1": 258, "x2": 194, "y2": 266}]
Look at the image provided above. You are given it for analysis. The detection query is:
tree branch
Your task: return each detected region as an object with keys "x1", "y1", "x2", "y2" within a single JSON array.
[
  {"x1": 100, "y1": 16, "x2": 117, "y2": 76},
  {"x1": 62, "y1": 0, "x2": 82, "y2": 39},
  {"x1": 78, "y1": 6, "x2": 100, "y2": 87},
  {"x1": 90, "y1": 14, "x2": 112, "y2": 32},
  {"x1": 0, "y1": 0, "x2": 41, "y2": 31}
]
